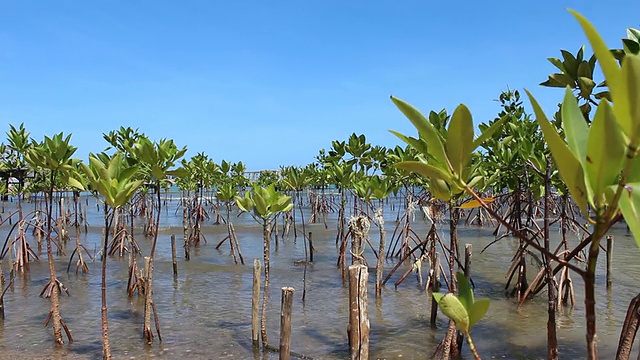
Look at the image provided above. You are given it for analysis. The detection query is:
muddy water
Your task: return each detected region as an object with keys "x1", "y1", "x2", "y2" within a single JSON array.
[{"x1": 0, "y1": 195, "x2": 637, "y2": 359}]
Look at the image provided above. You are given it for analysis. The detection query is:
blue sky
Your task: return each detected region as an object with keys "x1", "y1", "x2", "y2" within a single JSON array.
[{"x1": 1, "y1": 1, "x2": 638, "y2": 171}]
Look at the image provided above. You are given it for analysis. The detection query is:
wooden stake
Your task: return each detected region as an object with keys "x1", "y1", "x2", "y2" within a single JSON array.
[
  {"x1": 252, "y1": 258, "x2": 261, "y2": 348},
  {"x1": 430, "y1": 252, "x2": 441, "y2": 328},
  {"x1": 171, "y1": 234, "x2": 178, "y2": 278},
  {"x1": 606, "y1": 235, "x2": 614, "y2": 289},
  {"x1": 348, "y1": 264, "x2": 369, "y2": 360},
  {"x1": 349, "y1": 216, "x2": 369, "y2": 266},
  {"x1": 308, "y1": 232, "x2": 314, "y2": 263},
  {"x1": 279, "y1": 287, "x2": 295, "y2": 360},
  {"x1": 464, "y1": 244, "x2": 472, "y2": 277}
]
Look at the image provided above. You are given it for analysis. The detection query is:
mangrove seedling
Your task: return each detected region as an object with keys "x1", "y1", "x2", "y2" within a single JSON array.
[
  {"x1": 236, "y1": 184, "x2": 293, "y2": 348},
  {"x1": 25, "y1": 132, "x2": 82, "y2": 345},
  {"x1": 81, "y1": 152, "x2": 143, "y2": 359},
  {"x1": 433, "y1": 272, "x2": 490, "y2": 360}
]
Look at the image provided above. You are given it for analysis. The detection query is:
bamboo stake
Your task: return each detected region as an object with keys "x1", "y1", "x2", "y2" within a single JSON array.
[
  {"x1": 171, "y1": 234, "x2": 178, "y2": 278},
  {"x1": 308, "y1": 232, "x2": 314, "y2": 263},
  {"x1": 606, "y1": 235, "x2": 614, "y2": 289},
  {"x1": 348, "y1": 264, "x2": 369, "y2": 360},
  {"x1": 430, "y1": 252, "x2": 441, "y2": 328},
  {"x1": 464, "y1": 244, "x2": 472, "y2": 277},
  {"x1": 279, "y1": 287, "x2": 295, "y2": 360},
  {"x1": 252, "y1": 258, "x2": 261, "y2": 348}
]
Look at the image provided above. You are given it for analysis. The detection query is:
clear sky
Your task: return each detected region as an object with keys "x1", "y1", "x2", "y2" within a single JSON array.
[{"x1": 1, "y1": 1, "x2": 638, "y2": 171}]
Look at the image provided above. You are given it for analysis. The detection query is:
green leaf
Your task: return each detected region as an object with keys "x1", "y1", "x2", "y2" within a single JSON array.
[
  {"x1": 623, "y1": 39, "x2": 640, "y2": 55},
  {"x1": 562, "y1": 87, "x2": 589, "y2": 166},
  {"x1": 168, "y1": 167, "x2": 189, "y2": 178},
  {"x1": 396, "y1": 161, "x2": 452, "y2": 183},
  {"x1": 430, "y1": 178, "x2": 452, "y2": 201},
  {"x1": 391, "y1": 96, "x2": 450, "y2": 170},
  {"x1": 435, "y1": 293, "x2": 470, "y2": 333},
  {"x1": 585, "y1": 100, "x2": 625, "y2": 198},
  {"x1": 561, "y1": 50, "x2": 578, "y2": 78},
  {"x1": 432, "y1": 292, "x2": 445, "y2": 303},
  {"x1": 468, "y1": 298, "x2": 490, "y2": 329},
  {"x1": 540, "y1": 77, "x2": 568, "y2": 88},
  {"x1": 577, "y1": 77, "x2": 596, "y2": 94},
  {"x1": 456, "y1": 272, "x2": 474, "y2": 312},
  {"x1": 549, "y1": 73, "x2": 574, "y2": 87},
  {"x1": 618, "y1": 183, "x2": 640, "y2": 248},
  {"x1": 627, "y1": 156, "x2": 640, "y2": 183},
  {"x1": 253, "y1": 191, "x2": 267, "y2": 217},
  {"x1": 622, "y1": 55, "x2": 640, "y2": 142},
  {"x1": 389, "y1": 130, "x2": 430, "y2": 156},
  {"x1": 570, "y1": 10, "x2": 629, "y2": 138},
  {"x1": 67, "y1": 176, "x2": 85, "y2": 191},
  {"x1": 526, "y1": 89, "x2": 590, "y2": 216},
  {"x1": 577, "y1": 61, "x2": 593, "y2": 78},
  {"x1": 446, "y1": 104, "x2": 474, "y2": 176},
  {"x1": 281, "y1": 203, "x2": 294, "y2": 213},
  {"x1": 547, "y1": 57, "x2": 566, "y2": 73},
  {"x1": 472, "y1": 115, "x2": 508, "y2": 149},
  {"x1": 235, "y1": 193, "x2": 253, "y2": 213}
]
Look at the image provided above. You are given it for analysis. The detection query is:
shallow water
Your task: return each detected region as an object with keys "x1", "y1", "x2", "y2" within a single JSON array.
[{"x1": 0, "y1": 194, "x2": 638, "y2": 359}]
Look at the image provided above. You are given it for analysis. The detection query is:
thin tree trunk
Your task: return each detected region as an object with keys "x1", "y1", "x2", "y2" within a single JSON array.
[
  {"x1": 102, "y1": 206, "x2": 113, "y2": 359},
  {"x1": 261, "y1": 218, "x2": 272, "y2": 348},
  {"x1": 46, "y1": 177, "x2": 64, "y2": 345},
  {"x1": 585, "y1": 242, "x2": 600, "y2": 360},
  {"x1": 375, "y1": 205, "x2": 386, "y2": 297},
  {"x1": 544, "y1": 159, "x2": 558, "y2": 360},
  {"x1": 297, "y1": 191, "x2": 309, "y2": 302},
  {"x1": 143, "y1": 185, "x2": 162, "y2": 343},
  {"x1": 442, "y1": 202, "x2": 459, "y2": 359}
]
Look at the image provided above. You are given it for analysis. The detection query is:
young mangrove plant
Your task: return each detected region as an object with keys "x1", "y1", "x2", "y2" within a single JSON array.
[
  {"x1": 215, "y1": 182, "x2": 244, "y2": 264},
  {"x1": 81, "y1": 152, "x2": 143, "y2": 360},
  {"x1": 236, "y1": 184, "x2": 293, "y2": 349},
  {"x1": 390, "y1": 96, "x2": 506, "y2": 358},
  {"x1": 433, "y1": 272, "x2": 490, "y2": 360},
  {"x1": 282, "y1": 166, "x2": 312, "y2": 300},
  {"x1": 525, "y1": 10, "x2": 640, "y2": 359},
  {"x1": 1, "y1": 124, "x2": 36, "y2": 274},
  {"x1": 132, "y1": 137, "x2": 187, "y2": 344},
  {"x1": 25, "y1": 132, "x2": 82, "y2": 345}
]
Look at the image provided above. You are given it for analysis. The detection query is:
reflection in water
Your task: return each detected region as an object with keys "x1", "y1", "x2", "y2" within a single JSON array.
[{"x1": 0, "y1": 194, "x2": 634, "y2": 359}]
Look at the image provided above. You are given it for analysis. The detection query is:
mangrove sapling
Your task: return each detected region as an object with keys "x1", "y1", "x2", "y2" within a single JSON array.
[
  {"x1": 430, "y1": 34, "x2": 640, "y2": 358},
  {"x1": 353, "y1": 174, "x2": 394, "y2": 296},
  {"x1": 282, "y1": 166, "x2": 312, "y2": 300},
  {"x1": 1, "y1": 124, "x2": 34, "y2": 274},
  {"x1": 215, "y1": 183, "x2": 244, "y2": 265},
  {"x1": 390, "y1": 94, "x2": 507, "y2": 359},
  {"x1": 0, "y1": 211, "x2": 40, "y2": 273},
  {"x1": 433, "y1": 272, "x2": 490, "y2": 360},
  {"x1": 542, "y1": 158, "x2": 559, "y2": 359},
  {"x1": 132, "y1": 137, "x2": 187, "y2": 344},
  {"x1": 25, "y1": 132, "x2": 82, "y2": 345},
  {"x1": 236, "y1": 184, "x2": 293, "y2": 349},
  {"x1": 81, "y1": 151, "x2": 143, "y2": 360},
  {"x1": 522, "y1": 16, "x2": 640, "y2": 354},
  {"x1": 180, "y1": 153, "x2": 217, "y2": 247}
]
